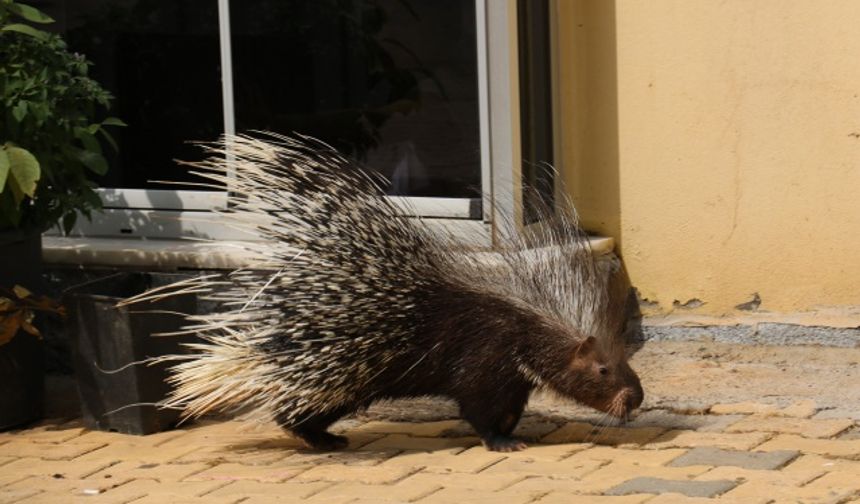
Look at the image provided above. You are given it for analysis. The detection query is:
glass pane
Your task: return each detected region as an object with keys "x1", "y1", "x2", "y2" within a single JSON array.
[
  {"x1": 38, "y1": 0, "x2": 224, "y2": 190},
  {"x1": 518, "y1": 0, "x2": 555, "y2": 223},
  {"x1": 230, "y1": 0, "x2": 481, "y2": 197}
]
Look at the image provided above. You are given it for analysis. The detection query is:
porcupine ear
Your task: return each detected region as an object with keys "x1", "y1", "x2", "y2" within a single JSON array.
[{"x1": 573, "y1": 336, "x2": 597, "y2": 360}]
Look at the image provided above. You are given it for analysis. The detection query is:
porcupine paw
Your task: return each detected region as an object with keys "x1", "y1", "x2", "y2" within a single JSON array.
[
  {"x1": 299, "y1": 431, "x2": 349, "y2": 451},
  {"x1": 483, "y1": 435, "x2": 528, "y2": 452}
]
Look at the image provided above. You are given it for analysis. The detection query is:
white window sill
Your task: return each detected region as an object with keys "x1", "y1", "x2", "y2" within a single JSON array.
[
  {"x1": 42, "y1": 235, "x2": 615, "y2": 271},
  {"x1": 42, "y1": 237, "x2": 259, "y2": 270}
]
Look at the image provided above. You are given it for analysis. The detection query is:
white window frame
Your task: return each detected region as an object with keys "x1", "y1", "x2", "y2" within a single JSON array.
[{"x1": 50, "y1": 0, "x2": 523, "y2": 250}]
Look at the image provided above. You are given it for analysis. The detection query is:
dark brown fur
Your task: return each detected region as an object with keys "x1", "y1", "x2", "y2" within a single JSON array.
[{"x1": 277, "y1": 279, "x2": 643, "y2": 452}]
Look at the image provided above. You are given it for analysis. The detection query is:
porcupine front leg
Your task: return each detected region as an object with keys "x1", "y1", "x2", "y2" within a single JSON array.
[
  {"x1": 459, "y1": 385, "x2": 530, "y2": 452},
  {"x1": 278, "y1": 408, "x2": 350, "y2": 451}
]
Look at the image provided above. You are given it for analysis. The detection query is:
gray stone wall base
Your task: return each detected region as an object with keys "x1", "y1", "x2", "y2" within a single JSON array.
[{"x1": 638, "y1": 322, "x2": 860, "y2": 348}]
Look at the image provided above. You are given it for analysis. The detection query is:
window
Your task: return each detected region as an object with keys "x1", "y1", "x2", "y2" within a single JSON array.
[
  {"x1": 518, "y1": 0, "x2": 556, "y2": 224},
  {"x1": 38, "y1": 1, "x2": 532, "y2": 244}
]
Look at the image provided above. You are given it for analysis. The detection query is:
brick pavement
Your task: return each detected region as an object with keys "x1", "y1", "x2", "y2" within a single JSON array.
[{"x1": 0, "y1": 400, "x2": 858, "y2": 503}]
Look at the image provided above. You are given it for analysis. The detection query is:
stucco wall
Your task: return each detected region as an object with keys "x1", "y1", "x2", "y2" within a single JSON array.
[{"x1": 557, "y1": 0, "x2": 860, "y2": 317}]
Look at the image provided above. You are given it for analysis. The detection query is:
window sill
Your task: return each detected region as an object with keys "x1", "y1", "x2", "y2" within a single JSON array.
[
  {"x1": 42, "y1": 235, "x2": 616, "y2": 271},
  {"x1": 42, "y1": 236, "x2": 259, "y2": 270}
]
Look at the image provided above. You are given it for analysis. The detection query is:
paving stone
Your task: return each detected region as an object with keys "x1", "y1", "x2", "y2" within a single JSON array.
[
  {"x1": 0, "y1": 471, "x2": 27, "y2": 487},
  {"x1": 308, "y1": 480, "x2": 441, "y2": 503},
  {"x1": 500, "y1": 442, "x2": 591, "y2": 461},
  {"x1": 335, "y1": 432, "x2": 390, "y2": 450},
  {"x1": 536, "y1": 494, "x2": 652, "y2": 504},
  {"x1": 87, "y1": 460, "x2": 212, "y2": 482},
  {"x1": 174, "y1": 438, "x2": 298, "y2": 465},
  {"x1": 710, "y1": 400, "x2": 820, "y2": 419},
  {"x1": 0, "y1": 440, "x2": 107, "y2": 460},
  {"x1": 778, "y1": 400, "x2": 820, "y2": 418},
  {"x1": 0, "y1": 423, "x2": 87, "y2": 444},
  {"x1": 647, "y1": 430, "x2": 771, "y2": 451},
  {"x1": 756, "y1": 434, "x2": 860, "y2": 458},
  {"x1": 240, "y1": 496, "x2": 345, "y2": 504},
  {"x1": 95, "y1": 478, "x2": 230, "y2": 501},
  {"x1": 482, "y1": 454, "x2": 605, "y2": 478},
  {"x1": 185, "y1": 461, "x2": 312, "y2": 483},
  {"x1": 414, "y1": 487, "x2": 537, "y2": 504},
  {"x1": 693, "y1": 465, "x2": 821, "y2": 486},
  {"x1": 380, "y1": 447, "x2": 504, "y2": 473},
  {"x1": 722, "y1": 480, "x2": 858, "y2": 503},
  {"x1": 357, "y1": 433, "x2": 479, "y2": 452},
  {"x1": 604, "y1": 476, "x2": 737, "y2": 498},
  {"x1": 399, "y1": 471, "x2": 527, "y2": 491},
  {"x1": 567, "y1": 447, "x2": 689, "y2": 467},
  {"x1": 726, "y1": 416, "x2": 853, "y2": 438},
  {"x1": 293, "y1": 463, "x2": 419, "y2": 484},
  {"x1": 573, "y1": 462, "x2": 712, "y2": 494},
  {"x1": 282, "y1": 446, "x2": 400, "y2": 467},
  {"x1": 836, "y1": 426, "x2": 860, "y2": 440},
  {"x1": 158, "y1": 421, "x2": 290, "y2": 450},
  {"x1": 505, "y1": 474, "x2": 606, "y2": 494},
  {"x1": 349, "y1": 420, "x2": 468, "y2": 437},
  {"x1": 2, "y1": 475, "x2": 132, "y2": 500},
  {"x1": 72, "y1": 427, "x2": 186, "y2": 447},
  {"x1": 130, "y1": 496, "x2": 240, "y2": 504},
  {"x1": 803, "y1": 471, "x2": 860, "y2": 493},
  {"x1": 0, "y1": 456, "x2": 115, "y2": 480},
  {"x1": 645, "y1": 493, "x2": 769, "y2": 504},
  {"x1": 667, "y1": 446, "x2": 799, "y2": 470},
  {"x1": 541, "y1": 422, "x2": 665, "y2": 446},
  {"x1": 629, "y1": 410, "x2": 745, "y2": 432},
  {"x1": 73, "y1": 441, "x2": 200, "y2": 465},
  {"x1": 0, "y1": 487, "x2": 41, "y2": 503},
  {"x1": 783, "y1": 454, "x2": 860, "y2": 475},
  {"x1": 205, "y1": 479, "x2": 331, "y2": 499},
  {"x1": 710, "y1": 402, "x2": 781, "y2": 416},
  {"x1": 513, "y1": 415, "x2": 565, "y2": 440},
  {"x1": 813, "y1": 409, "x2": 860, "y2": 421}
]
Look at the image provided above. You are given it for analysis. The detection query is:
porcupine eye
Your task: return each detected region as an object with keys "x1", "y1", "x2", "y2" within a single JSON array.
[{"x1": 598, "y1": 365, "x2": 609, "y2": 376}]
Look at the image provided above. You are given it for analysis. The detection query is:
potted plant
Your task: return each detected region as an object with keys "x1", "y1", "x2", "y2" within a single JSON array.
[
  {"x1": 0, "y1": 0, "x2": 124, "y2": 243},
  {"x1": 1, "y1": 0, "x2": 123, "y2": 428},
  {"x1": 0, "y1": 285, "x2": 64, "y2": 429}
]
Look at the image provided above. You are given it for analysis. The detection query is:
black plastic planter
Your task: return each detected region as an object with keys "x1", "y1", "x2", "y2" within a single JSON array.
[
  {"x1": 0, "y1": 332, "x2": 44, "y2": 431},
  {"x1": 65, "y1": 272, "x2": 197, "y2": 435},
  {"x1": 0, "y1": 229, "x2": 45, "y2": 430}
]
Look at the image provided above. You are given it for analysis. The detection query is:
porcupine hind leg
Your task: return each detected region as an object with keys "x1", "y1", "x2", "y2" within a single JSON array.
[
  {"x1": 459, "y1": 386, "x2": 530, "y2": 452},
  {"x1": 278, "y1": 408, "x2": 350, "y2": 451}
]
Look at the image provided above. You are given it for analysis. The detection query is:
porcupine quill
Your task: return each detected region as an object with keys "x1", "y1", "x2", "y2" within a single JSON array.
[{"x1": 124, "y1": 133, "x2": 643, "y2": 452}]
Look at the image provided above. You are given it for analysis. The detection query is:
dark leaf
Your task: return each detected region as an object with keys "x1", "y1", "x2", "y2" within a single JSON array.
[
  {"x1": 0, "y1": 148, "x2": 9, "y2": 190},
  {"x1": 11, "y1": 100, "x2": 27, "y2": 122},
  {"x1": 7, "y1": 3, "x2": 55, "y2": 24},
  {"x1": 101, "y1": 117, "x2": 127, "y2": 127},
  {"x1": 62, "y1": 211, "x2": 77, "y2": 235},
  {"x1": 7, "y1": 146, "x2": 40, "y2": 199},
  {"x1": 1, "y1": 23, "x2": 48, "y2": 40},
  {"x1": 74, "y1": 149, "x2": 108, "y2": 175}
]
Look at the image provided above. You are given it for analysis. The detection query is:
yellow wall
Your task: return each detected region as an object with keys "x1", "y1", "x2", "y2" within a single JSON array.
[{"x1": 558, "y1": 0, "x2": 860, "y2": 316}]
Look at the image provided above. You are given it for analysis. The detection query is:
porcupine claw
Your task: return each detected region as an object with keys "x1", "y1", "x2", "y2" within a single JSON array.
[{"x1": 483, "y1": 436, "x2": 529, "y2": 452}]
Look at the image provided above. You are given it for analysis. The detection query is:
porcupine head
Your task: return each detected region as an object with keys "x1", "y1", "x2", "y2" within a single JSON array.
[{"x1": 131, "y1": 134, "x2": 644, "y2": 453}]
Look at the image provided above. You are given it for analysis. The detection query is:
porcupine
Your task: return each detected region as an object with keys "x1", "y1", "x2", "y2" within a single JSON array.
[{"x1": 137, "y1": 133, "x2": 644, "y2": 452}]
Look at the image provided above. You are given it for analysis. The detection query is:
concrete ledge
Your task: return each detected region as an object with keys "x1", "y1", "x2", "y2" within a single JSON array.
[
  {"x1": 638, "y1": 321, "x2": 860, "y2": 348},
  {"x1": 43, "y1": 235, "x2": 616, "y2": 272},
  {"x1": 42, "y1": 237, "x2": 260, "y2": 270}
]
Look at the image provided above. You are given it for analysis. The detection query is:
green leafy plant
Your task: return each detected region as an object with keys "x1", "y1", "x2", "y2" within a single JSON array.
[{"x1": 0, "y1": 0, "x2": 124, "y2": 233}]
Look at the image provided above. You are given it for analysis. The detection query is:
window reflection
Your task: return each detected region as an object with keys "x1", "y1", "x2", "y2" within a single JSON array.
[{"x1": 231, "y1": 0, "x2": 481, "y2": 197}]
